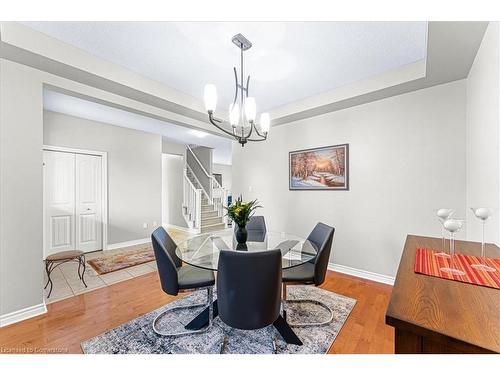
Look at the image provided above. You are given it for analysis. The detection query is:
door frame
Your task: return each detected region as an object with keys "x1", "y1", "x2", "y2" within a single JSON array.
[{"x1": 43, "y1": 145, "x2": 109, "y2": 255}]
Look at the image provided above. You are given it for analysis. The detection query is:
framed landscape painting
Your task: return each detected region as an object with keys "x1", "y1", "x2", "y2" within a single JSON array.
[{"x1": 289, "y1": 143, "x2": 349, "y2": 190}]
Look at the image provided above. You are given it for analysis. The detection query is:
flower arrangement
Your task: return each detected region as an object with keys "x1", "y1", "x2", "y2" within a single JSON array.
[{"x1": 225, "y1": 196, "x2": 262, "y2": 228}]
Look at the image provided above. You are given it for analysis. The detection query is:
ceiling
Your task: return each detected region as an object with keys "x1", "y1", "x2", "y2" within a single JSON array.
[
  {"x1": 43, "y1": 89, "x2": 233, "y2": 165},
  {"x1": 24, "y1": 22, "x2": 428, "y2": 113}
]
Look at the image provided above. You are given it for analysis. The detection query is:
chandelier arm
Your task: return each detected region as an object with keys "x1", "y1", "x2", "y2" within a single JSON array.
[
  {"x1": 209, "y1": 112, "x2": 242, "y2": 141},
  {"x1": 249, "y1": 132, "x2": 267, "y2": 141},
  {"x1": 245, "y1": 121, "x2": 254, "y2": 139},
  {"x1": 245, "y1": 75, "x2": 250, "y2": 97},
  {"x1": 232, "y1": 67, "x2": 239, "y2": 106},
  {"x1": 246, "y1": 135, "x2": 268, "y2": 142},
  {"x1": 253, "y1": 123, "x2": 266, "y2": 138},
  {"x1": 248, "y1": 121, "x2": 267, "y2": 141}
]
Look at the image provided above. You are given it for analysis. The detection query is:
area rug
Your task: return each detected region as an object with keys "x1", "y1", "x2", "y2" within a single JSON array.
[
  {"x1": 81, "y1": 285, "x2": 356, "y2": 354},
  {"x1": 88, "y1": 246, "x2": 155, "y2": 275}
]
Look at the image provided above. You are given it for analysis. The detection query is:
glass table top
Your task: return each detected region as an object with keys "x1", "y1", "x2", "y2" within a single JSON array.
[{"x1": 175, "y1": 228, "x2": 317, "y2": 271}]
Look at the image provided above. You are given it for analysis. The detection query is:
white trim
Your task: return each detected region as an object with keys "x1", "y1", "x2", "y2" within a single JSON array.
[
  {"x1": 0, "y1": 303, "x2": 47, "y2": 327},
  {"x1": 42, "y1": 145, "x2": 109, "y2": 252},
  {"x1": 106, "y1": 237, "x2": 151, "y2": 251},
  {"x1": 162, "y1": 223, "x2": 197, "y2": 234},
  {"x1": 328, "y1": 262, "x2": 395, "y2": 285}
]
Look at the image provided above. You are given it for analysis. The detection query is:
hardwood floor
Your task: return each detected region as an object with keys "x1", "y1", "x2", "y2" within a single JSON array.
[{"x1": 0, "y1": 269, "x2": 393, "y2": 354}]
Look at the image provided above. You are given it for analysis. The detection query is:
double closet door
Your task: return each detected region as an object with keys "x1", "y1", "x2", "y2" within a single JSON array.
[{"x1": 43, "y1": 150, "x2": 103, "y2": 258}]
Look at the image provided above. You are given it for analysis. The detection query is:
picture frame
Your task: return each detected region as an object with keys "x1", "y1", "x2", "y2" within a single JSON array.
[{"x1": 289, "y1": 143, "x2": 349, "y2": 191}]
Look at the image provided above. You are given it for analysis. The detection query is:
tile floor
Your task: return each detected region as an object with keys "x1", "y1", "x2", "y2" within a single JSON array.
[{"x1": 43, "y1": 227, "x2": 189, "y2": 304}]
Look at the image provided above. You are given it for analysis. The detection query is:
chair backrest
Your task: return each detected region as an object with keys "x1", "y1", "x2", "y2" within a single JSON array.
[
  {"x1": 307, "y1": 222, "x2": 335, "y2": 286},
  {"x1": 234, "y1": 215, "x2": 267, "y2": 232},
  {"x1": 217, "y1": 249, "x2": 282, "y2": 330},
  {"x1": 151, "y1": 227, "x2": 182, "y2": 296}
]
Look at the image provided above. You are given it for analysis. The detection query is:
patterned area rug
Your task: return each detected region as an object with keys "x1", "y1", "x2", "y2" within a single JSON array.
[
  {"x1": 88, "y1": 246, "x2": 155, "y2": 274},
  {"x1": 81, "y1": 285, "x2": 356, "y2": 354}
]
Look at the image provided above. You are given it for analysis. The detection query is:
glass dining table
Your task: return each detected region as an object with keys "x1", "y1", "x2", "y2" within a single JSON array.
[{"x1": 174, "y1": 228, "x2": 318, "y2": 345}]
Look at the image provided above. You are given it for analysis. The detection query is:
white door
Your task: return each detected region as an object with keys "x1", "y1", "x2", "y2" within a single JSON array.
[
  {"x1": 43, "y1": 151, "x2": 76, "y2": 257},
  {"x1": 75, "y1": 153, "x2": 102, "y2": 252},
  {"x1": 43, "y1": 150, "x2": 103, "y2": 258}
]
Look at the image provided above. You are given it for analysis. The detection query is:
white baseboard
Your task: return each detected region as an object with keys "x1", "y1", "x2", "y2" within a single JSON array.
[
  {"x1": 328, "y1": 262, "x2": 395, "y2": 285},
  {"x1": 106, "y1": 238, "x2": 150, "y2": 251},
  {"x1": 0, "y1": 303, "x2": 47, "y2": 327},
  {"x1": 163, "y1": 223, "x2": 198, "y2": 234}
]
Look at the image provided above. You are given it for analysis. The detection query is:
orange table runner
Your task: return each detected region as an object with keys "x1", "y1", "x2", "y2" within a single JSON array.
[{"x1": 414, "y1": 248, "x2": 500, "y2": 289}]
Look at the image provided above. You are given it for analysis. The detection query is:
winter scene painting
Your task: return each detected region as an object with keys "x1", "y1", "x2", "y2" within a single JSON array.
[{"x1": 289, "y1": 144, "x2": 349, "y2": 190}]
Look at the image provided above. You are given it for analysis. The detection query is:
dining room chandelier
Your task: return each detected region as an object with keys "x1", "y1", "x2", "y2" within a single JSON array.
[{"x1": 203, "y1": 33, "x2": 270, "y2": 147}]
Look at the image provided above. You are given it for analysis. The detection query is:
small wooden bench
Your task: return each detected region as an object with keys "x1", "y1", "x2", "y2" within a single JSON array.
[{"x1": 44, "y1": 250, "x2": 87, "y2": 298}]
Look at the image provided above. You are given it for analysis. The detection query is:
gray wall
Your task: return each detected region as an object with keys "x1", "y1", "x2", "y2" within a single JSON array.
[
  {"x1": 212, "y1": 163, "x2": 232, "y2": 192},
  {"x1": 43, "y1": 110, "x2": 162, "y2": 245},
  {"x1": 232, "y1": 80, "x2": 467, "y2": 278},
  {"x1": 466, "y1": 22, "x2": 500, "y2": 245},
  {"x1": 162, "y1": 138, "x2": 186, "y2": 156},
  {"x1": 0, "y1": 59, "x2": 44, "y2": 317},
  {"x1": 162, "y1": 153, "x2": 187, "y2": 228},
  {"x1": 191, "y1": 146, "x2": 212, "y2": 175}
]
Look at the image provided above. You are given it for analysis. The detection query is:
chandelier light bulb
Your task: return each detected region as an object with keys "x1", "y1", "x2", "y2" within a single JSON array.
[
  {"x1": 260, "y1": 113, "x2": 270, "y2": 133},
  {"x1": 244, "y1": 97, "x2": 257, "y2": 122},
  {"x1": 229, "y1": 103, "x2": 240, "y2": 126},
  {"x1": 204, "y1": 84, "x2": 217, "y2": 112}
]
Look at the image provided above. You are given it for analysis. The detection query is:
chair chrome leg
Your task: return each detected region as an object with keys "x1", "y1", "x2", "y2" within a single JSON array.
[
  {"x1": 272, "y1": 335, "x2": 278, "y2": 354},
  {"x1": 283, "y1": 299, "x2": 334, "y2": 327},
  {"x1": 208, "y1": 287, "x2": 213, "y2": 327},
  {"x1": 219, "y1": 336, "x2": 227, "y2": 354},
  {"x1": 152, "y1": 287, "x2": 214, "y2": 337},
  {"x1": 219, "y1": 334, "x2": 277, "y2": 354},
  {"x1": 282, "y1": 283, "x2": 333, "y2": 327}
]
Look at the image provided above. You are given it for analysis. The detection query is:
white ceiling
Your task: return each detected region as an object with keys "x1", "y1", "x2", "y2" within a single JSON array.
[
  {"x1": 25, "y1": 22, "x2": 427, "y2": 112},
  {"x1": 43, "y1": 89, "x2": 233, "y2": 165}
]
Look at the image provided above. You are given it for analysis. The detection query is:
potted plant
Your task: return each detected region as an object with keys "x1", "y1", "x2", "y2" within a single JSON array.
[{"x1": 225, "y1": 196, "x2": 262, "y2": 244}]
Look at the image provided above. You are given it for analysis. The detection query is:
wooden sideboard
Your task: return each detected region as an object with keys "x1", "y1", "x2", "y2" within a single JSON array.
[{"x1": 386, "y1": 235, "x2": 500, "y2": 354}]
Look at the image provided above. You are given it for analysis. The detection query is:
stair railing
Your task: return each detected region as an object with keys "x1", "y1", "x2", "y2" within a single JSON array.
[
  {"x1": 182, "y1": 168, "x2": 202, "y2": 233},
  {"x1": 186, "y1": 145, "x2": 228, "y2": 225},
  {"x1": 186, "y1": 146, "x2": 212, "y2": 201}
]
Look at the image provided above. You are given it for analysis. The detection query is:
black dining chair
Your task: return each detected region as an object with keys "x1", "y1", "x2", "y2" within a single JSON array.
[
  {"x1": 281, "y1": 222, "x2": 335, "y2": 327},
  {"x1": 234, "y1": 216, "x2": 267, "y2": 242},
  {"x1": 217, "y1": 249, "x2": 282, "y2": 352},
  {"x1": 151, "y1": 227, "x2": 216, "y2": 336},
  {"x1": 234, "y1": 215, "x2": 267, "y2": 232}
]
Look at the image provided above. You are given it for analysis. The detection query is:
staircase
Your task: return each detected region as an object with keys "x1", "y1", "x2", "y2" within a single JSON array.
[
  {"x1": 185, "y1": 169, "x2": 226, "y2": 233},
  {"x1": 182, "y1": 145, "x2": 228, "y2": 234}
]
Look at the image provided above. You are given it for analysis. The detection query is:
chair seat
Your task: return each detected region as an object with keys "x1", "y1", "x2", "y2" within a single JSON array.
[
  {"x1": 178, "y1": 264, "x2": 215, "y2": 290},
  {"x1": 282, "y1": 262, "x2": 315, "y2": 283}
]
